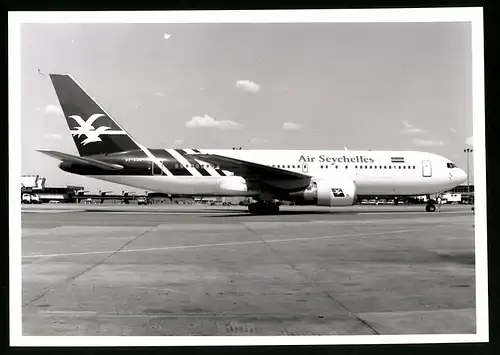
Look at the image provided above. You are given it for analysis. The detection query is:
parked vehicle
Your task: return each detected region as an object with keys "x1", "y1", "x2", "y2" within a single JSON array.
[
  {"x1": 137, "y1": 197, "x2": 148, "y2": 205},
  {"x1": 22, "y1": 193, "x2": 42, "y2": 204}
]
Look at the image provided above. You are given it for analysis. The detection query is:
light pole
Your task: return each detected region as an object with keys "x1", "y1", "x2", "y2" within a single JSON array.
[{"x1": 464, "y1": 148, "x2": 473, "y2": 198}]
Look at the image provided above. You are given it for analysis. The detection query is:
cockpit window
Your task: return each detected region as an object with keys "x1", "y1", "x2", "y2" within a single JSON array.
[{"x1": 447, "y1": 162, "x2": 457, "y2": 169}]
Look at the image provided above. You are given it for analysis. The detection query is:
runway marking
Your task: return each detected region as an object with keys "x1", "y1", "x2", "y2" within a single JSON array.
[
  {"x1": 83, "y1": 212, "x2": 241, "y2": 215},
  {"x1": 34, "y1": 311, "x2": 348, "y2": 319},
  {"x1": 362, "y1": 211, "x2": 471, "y2": 215},
  {"x1": 35, "y1": 307, "x2": 474, "y2": 318},
  {"x1": 23, "y1": 228, "x2": 426, "y2": 259}
]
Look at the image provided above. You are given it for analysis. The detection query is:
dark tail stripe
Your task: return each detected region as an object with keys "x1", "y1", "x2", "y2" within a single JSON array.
[
  {"x1": 157, "y1": 150, "x2": 193, "y2": 176},
  {"x1": 175, "y1": 149, "x2": 211, "y2": 176},
  {"x1": 215, "y1": 169, "x2": 226, "y2": 176}
]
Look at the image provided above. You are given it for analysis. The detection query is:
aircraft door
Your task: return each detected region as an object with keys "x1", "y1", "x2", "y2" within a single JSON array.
[
  {"x1": 302, "y1": 163, "x2": 308, "y2": 173},
  {"x1": 152, "y1": 160, "x2": 164, "y2": 175},
  {"x1": 422, "y1": 160, "x2": 432, "y2": 177}
]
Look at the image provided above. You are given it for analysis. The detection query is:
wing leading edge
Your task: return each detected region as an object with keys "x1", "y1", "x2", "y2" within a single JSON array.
[{"x1": 190, "y1": 153, "x2": 312, "y2": 191}]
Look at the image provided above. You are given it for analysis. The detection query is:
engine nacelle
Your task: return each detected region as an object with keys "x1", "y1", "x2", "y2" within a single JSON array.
[{"x1": 290, "y1": 177, "x2": 358, "y2": 206}]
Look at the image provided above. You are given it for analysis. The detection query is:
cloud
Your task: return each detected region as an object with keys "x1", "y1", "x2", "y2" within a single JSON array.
[
  {"x1": 282, "y1": 122, "x2": 303, "y2": 131},
  {"x1": 412, "y1": 139, "x2": 445, "y2": 147},
  {"x1": 44, "y1": 133, "x2": 62, "y2": 140},
  {"x1": 235, "y1": 80, "x2": 261, "y2": 93},
  {"x1": 465, "y1": 136, "x2": 473, "y2": 146},
  {"x1": 44, "y1": 104, "x2": 63, "y2": 115},
  {"x1": 449, "y1": 128, "x2": 457, "y2": 134},
  {"x1": 155, "y1": 92, "x2": 165, "y2": 97},
  {"x1": 163, "y1": 33, "x2": 171, "y2": 40},
  {"x1": 174, "y1": 139, "x2": 184, "y2": 145},
  {"x1": 400, "y1": 120, "x2": 424, "y2": 134},
  {"x1": 185, "y1": 114, "x2": 242, "y2": 130}
]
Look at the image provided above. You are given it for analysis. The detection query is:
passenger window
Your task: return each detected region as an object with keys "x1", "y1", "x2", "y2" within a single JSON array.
[
  {"x1": 389, "y1": 166, "x2": 392, "y2": 169},
  {"x1": 355, "y1": 165, "x2": 357, "y2": 169},
  {"x1": 413, "y1": 166, "x2": 416, "y2": 169},
  {"x1": 398, "y1": 166, "x2": 401, "y2": 169},
  {"x1": 345, "y1": 166, "x2": 348, "y2": 169},
  {"x1": 374, "y1": 166, "x2": 377, "y2": 169},
  {"x1": 335, "y1": 165, "x2": 338, "y2": 169}
]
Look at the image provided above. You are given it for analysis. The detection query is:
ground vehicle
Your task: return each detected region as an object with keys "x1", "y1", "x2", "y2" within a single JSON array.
[
  {"x1": 442, "y1": 193, "x2": 462, "y2": 204},
  {"x1": 137, "y1": 197, "x2": 148, "y2": 205},
  {"x1": 22, "y1": 193, "x2": 42, "y2": 204}
]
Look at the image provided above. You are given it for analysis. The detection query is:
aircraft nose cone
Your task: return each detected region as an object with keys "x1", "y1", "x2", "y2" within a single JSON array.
[{"x1": 456, "y1": 168, "x2": 467, "y2": 184}]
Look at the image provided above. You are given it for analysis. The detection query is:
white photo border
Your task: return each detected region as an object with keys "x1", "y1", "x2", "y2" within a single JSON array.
[{"x1": 9, "y1": 7, "x2": 487, "y2": 347}]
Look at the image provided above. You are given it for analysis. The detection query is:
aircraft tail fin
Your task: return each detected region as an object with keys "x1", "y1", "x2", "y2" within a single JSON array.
[{"x1": 48, "y1": 74, "x2": 141, "y2": 157}]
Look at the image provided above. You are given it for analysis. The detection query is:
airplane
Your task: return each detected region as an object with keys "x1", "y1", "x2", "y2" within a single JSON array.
[{"x1": 37, "y1": 73, "x2": 467, "y2": 215}]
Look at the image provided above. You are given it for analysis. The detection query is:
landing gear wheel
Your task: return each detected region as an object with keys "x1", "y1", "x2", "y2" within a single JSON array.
[{"x1": 425, "y1": 203, "x2": 436, "y2": 212}]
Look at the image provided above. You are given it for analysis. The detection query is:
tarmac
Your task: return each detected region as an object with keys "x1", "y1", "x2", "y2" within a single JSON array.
[{"x1": 21, "y1": 203, "x2": 476, "y2": 336}]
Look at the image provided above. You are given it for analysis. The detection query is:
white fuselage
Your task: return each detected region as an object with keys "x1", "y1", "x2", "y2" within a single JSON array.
[{"x1": 85, "y1": 149, "x2": 467, "y2": 199}]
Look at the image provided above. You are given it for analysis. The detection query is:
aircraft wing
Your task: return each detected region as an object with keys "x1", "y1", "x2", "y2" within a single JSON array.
[
  {"x1": 37, "y1": 149, "x2": 124, "y2": 171},
  {"x1": 192, "y1": 153, "x2": 312, "y2": 191}
]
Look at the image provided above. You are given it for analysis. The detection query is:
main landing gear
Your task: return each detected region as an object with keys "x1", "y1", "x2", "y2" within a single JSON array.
[
  {"x1": 248, "y1": 201, "x2": 280, "y2": 215},
  {"x1": 425, "y1": 203, "x2": 436, "y2": 212}
]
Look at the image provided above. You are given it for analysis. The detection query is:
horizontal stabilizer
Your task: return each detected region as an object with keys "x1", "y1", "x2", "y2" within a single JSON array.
[{"x1": 37, "y1": 149, "x2": 123, "y2": 171}]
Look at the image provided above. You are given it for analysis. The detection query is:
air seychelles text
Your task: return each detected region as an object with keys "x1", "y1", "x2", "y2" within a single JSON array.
[{"x1": 298, "y1": 155, "x2": 375, "y2": 164}]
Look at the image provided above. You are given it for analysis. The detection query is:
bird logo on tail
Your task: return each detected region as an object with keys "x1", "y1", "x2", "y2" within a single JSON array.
[{"x1": 68, "y1": 113, "x2": 111, "y2": 145}]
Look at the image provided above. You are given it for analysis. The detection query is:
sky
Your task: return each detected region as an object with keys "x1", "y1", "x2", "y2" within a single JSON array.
[{"x1": 20, "y1": 21, "x2": 474, "y2": 193}]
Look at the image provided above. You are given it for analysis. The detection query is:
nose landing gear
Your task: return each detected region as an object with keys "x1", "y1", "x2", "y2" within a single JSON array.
[{"x1": 425, "y1": 203, "x2": 436, "y2": 212}]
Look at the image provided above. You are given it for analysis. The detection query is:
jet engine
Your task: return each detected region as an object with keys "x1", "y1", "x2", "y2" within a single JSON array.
[
  {"x1": 288, "y1": 177, "x2": 358, "y2": 206},
  {"x1": 219, "y1": 176, "x2": 248, "y2": 192}
]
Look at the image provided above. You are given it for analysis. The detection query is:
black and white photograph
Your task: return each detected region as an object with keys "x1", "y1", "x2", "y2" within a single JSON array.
[{"x1": 9, "y1": 8, "x2": 488, "y2": 346}]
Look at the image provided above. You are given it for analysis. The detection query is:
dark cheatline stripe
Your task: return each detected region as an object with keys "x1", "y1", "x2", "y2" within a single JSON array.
[
  {"x1": 151, "y1": 149, "x2": 192, "y2": 176},
  {"x1": 215, "y1": 169, "x2": 226, "y2": 176},
  {"x1": 175, "y1": 149, "x2": 211, "y2": 176},
  {"x1": 192, "y1": 149, "x2": 201, "y2": 153}
]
